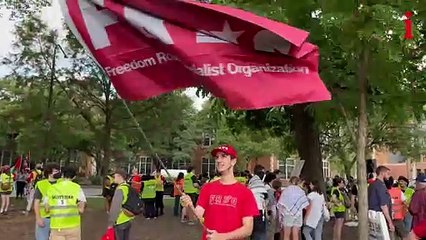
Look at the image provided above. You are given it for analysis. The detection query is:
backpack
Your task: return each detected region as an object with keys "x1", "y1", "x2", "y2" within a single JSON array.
[
  {"x1": 1, "y1": 175, "x2": 12, "y2": 191},
  {"x1": 122, "y1": 185, "x2": 144, "y2": 217}
]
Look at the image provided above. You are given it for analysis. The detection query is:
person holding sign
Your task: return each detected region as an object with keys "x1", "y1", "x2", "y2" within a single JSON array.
[{"x1": 368, "y1": 166, "x2": 394, "y2": 240}]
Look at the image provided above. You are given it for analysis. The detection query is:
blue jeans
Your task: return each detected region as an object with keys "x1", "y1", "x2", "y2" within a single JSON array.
[
  {"x1": 35, "y1": 218, "x2": 50, "y2": 240},
  {"x1": 251, "y1": 212, "x2": 267, "y2": 240},
  {"x1": 303, "y1": 217, "x2": 324, "y2": 240},
  {"x1": 404, "y1": 212, "x2": 413, "y2": 231}
]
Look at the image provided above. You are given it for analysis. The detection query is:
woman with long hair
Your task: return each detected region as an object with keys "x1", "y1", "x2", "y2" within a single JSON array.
[
  {"x1": 0, "y1": 166, "x2": 13, "y2": 214},
  {"x1": 303, "y1": 180, "x2": 326, "y2": 240}
]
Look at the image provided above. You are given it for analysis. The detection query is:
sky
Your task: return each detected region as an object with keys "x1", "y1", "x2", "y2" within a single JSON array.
[{"x1": 0, "y1": 2, "x2": 207, "y2": 110}]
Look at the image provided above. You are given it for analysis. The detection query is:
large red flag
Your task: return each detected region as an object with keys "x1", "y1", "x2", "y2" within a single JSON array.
[{"x1": 60, "y1": 0, "x2": 331, "y2": 109}]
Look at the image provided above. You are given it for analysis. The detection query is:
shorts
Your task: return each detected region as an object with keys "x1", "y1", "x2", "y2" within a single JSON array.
[
  {"x1": 334, "y1": 211, "x2": 346, "y2": 219},
  {"x1": 0, "y1": 191, "x2": 12, "y2": 195},
  {"x1": 282, "y1": 213, "x2": 303, "y2": 227},
  {"x1": 393, "y1": 219, "x2": 409, "y2": 238}
]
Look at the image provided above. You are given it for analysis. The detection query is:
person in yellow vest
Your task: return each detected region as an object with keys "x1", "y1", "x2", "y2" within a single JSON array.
[
  {"x1": 45, "y1": 167, "x2": 86, "y2": 240},
  {"x1": 34, "y1": 163, "x2": 61, "y2": 240},
  {"x1": 103, "y1": 172, "x2": 117, "y2": 213},
  {"x1": 398, "y1": 176, "x2": 415, "y2": 231},
  {"x1": 235, "y1": 171, "x2": 248, "y2": 185},
  {"x1": 330, "y1": 177, "x2": 347, "y2": 240},
  {"x1": 108, "y1": 169, "x2": 134, "y2": 240},
  {"x1": 0, "y1": 165, "x2": 13, "y2": 214},
  {"x1": 183, "y1": 166, "x2": 200, "y2": 225},
  {"x1": 386, "y1": 177, "x2": 410, "y2": 240},
  {"x1": 154, "y1": 170, "x2": 165, "y2": 216},
  {"x1": 140, "y1": 175, "x2": 157, "y2": 219}
]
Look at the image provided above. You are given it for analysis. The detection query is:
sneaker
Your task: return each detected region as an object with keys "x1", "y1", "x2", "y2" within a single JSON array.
[
  {"x1": 188, "y1": 221, "x2": 195, "y2": 225},
  {"x1": 181, "y1": 219, "x2": 187, "y2": 223}
]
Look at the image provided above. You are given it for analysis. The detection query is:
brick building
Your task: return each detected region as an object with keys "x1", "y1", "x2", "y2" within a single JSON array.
[{"x1": 373, "y1": 148, "x2": 426, "y2": 179}]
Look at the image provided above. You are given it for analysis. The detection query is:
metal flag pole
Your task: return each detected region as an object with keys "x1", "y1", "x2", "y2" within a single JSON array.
[{"x1": 121, "y1": 99, "x2": 205, "y2": 229}]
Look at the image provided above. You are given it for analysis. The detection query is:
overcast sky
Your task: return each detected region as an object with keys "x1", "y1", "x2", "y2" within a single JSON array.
[{"x1": 0, "y1": 2, "x2": 207, "y2": 110}]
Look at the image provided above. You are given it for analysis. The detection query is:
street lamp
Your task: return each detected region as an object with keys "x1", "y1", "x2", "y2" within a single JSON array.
[{"x1": 43, "y1": 44, "x2": 68, "y2": 162}]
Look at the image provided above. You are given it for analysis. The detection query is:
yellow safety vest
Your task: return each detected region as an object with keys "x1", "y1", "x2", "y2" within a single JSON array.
[
  {"x1": 141, "y1": 180, "x2": 156, "y2": 199},
  {"x1": 331, "y1": 187, "x2": 345, "y2": 213},
  {"x1": 0, "y1": 173, "x2": 13, "y2": 192},
  {"x1": 47, "y1": 180, "x2": 81, "y2": 229},
  {"x1": 236, "y1": 177, "x2": 247, "y2": 185},
  {"x1": 155, "y1": 176, "x2": 164, "y2": 192},
  {"x1": 116, "y1": 184, "x2": 135, "y2": 225},
  {"x1": 36, "y1": 179, "x2": 54, "y2": 218},
  {"x1": 403, "y1": 187, "x2": 415, "y2": 204},
  {"x1": 183, "y1": 173, "x2": 198, "y2": 194}
]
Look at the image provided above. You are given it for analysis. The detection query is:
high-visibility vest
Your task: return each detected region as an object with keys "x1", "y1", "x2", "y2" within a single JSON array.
[
  {"x1": 403, "y1": 187, "x2": 415, "y2": 204},
  {"x1": 236, "y1": 177, "x2": 247, "y2": 185},
  {"x1": 0, "y1": 173, "x2": 13, "y2": 192},
  {"x1": 115, "y1": 184, "x2": 135, "y2": 225},
  {"x1": 155, "y1": 176, "x2": 164, "y2": 192},
  {"x1": 183, "y1": 173, "x2": 198, "y2": 194},
  {"x1": 35, "y1": 179, "x2": 54, "y2": 218},
  {"x1": 389, "y1": 187, "x2": 405, "y2": 220},
  {"x1": 141, "y1": 180, "x2": 156, "y2": 199},
  {"x1": 331, "y1": 187, "x2": 345, "y2": 213},
  {"x1": 47, "y1": 180, "x2": 81, "y2": 229}
]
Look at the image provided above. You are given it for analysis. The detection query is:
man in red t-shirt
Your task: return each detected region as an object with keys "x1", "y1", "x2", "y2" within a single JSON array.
[{"x1": 181, "y1": 144, "x2": 259, "y2": 240}]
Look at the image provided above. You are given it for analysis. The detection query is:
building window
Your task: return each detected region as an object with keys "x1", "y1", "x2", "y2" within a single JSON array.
[
  {"x1": 172, "y1": 159, "x2": 189, "y2": 169},
  {"x1": 138, "y1": 156, "x2": 153, "y2": 175},
  {"x1": 279, "y1": 158, "x2": 295, "y2": 179},
  {"x1": 202, "y1": 157, "x2": 216, "y2": 175},
  {"x1": 202, "y1": 133, "x2": 214, "y2": 147},
  {"x1": 322, "y1": 159, "x2": 330, "y2": 178}
]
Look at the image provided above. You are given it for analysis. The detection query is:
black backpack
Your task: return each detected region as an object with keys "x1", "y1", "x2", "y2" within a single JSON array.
[{"x1": 122, "y1": 185, "x2": 144, "y2": 217}]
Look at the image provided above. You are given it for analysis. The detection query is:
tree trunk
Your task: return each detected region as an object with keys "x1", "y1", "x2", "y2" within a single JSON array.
[
  {"x1": 101, "y1": 113, "x2": 112, "y2": 176},
  {"x1": 356, "y1": 47, "x2": 369, "y2": 240},
  {"x1": 292, "y1": 104, "x2": 324, "y2": 187}
]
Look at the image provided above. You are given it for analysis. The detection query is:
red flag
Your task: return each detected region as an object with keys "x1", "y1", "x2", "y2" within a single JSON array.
[
  {"x1": 101, "y1": 228, "x2": 115, "y2": 240},
  {"x1": 13, "y1": 155, "x2": 22, "y2": 171},
  {"x1": 60, "y1": 0, "x2": 331, "y2": 109}
]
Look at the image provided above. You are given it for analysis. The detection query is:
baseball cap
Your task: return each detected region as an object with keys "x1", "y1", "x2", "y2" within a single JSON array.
[
  {"x1": 211, "y1": 144, "x2": 237, "y2": 159},
  {"x1": 416, "y1": 174, "x2": 426, "y2": 183}
]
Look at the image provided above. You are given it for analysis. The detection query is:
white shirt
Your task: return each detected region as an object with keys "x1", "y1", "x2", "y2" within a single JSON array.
[{"x1": 305, "y1": 192, "x2": 325, "y2": 228}]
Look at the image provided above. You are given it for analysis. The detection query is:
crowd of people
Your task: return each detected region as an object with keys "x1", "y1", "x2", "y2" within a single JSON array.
[
  {"x1": 0, "y1": 163, "x2": 87, "y2": 240},
  {"x1": 2, "y1": 144, "x2": 426, "y2": 240}
]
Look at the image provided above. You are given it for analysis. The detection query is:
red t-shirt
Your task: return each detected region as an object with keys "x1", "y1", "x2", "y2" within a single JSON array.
[{"x1": 197, "y1": 180, "x2": 259, "y2": 240}]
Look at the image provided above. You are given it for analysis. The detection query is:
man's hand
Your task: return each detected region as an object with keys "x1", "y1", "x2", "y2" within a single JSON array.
[
  {"x1": 207, "y1": 229, "x2": 227, "y2": 240},
  {"x1": 388, "y1": 222, "x2": 395, "y2": 232},
  {"x1": 36, "y1": 218, "x2": 45, "y2": 228},
  {"x1": 180, "y1": 194, "x2": 193, "y2": 208}
]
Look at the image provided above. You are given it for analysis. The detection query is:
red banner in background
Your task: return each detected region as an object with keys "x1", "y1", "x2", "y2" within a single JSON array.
[{"x1": 60, "y1": 0, "x2": 331, "y2": 109}]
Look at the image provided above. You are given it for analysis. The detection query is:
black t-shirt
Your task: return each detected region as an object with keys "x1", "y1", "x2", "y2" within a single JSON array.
[{"x1": 368, "y1": 179, "x2": 391, "y2": 212}]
